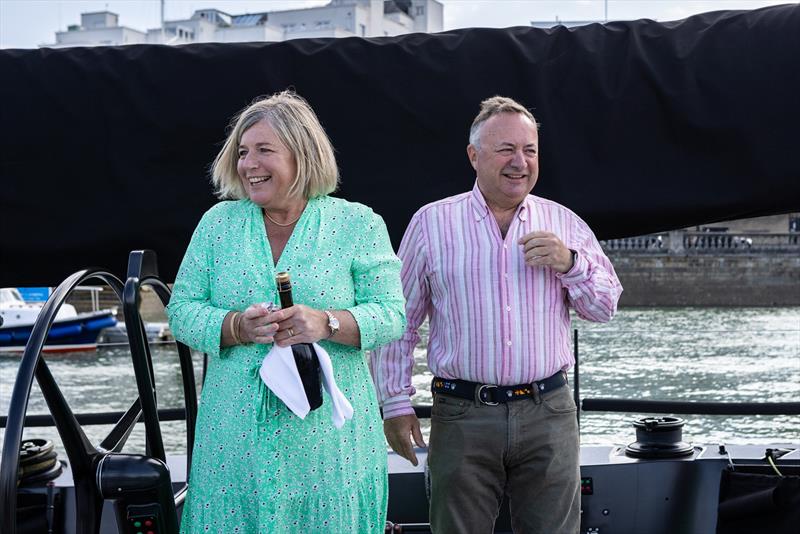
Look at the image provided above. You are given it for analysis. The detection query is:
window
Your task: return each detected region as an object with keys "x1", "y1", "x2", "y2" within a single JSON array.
[
  {"x1": 416, "y1": 6, "x2": 425, "y2": 16},
  {"x1": 360, "y1": 23, "x2": 366, "y2": 36}
]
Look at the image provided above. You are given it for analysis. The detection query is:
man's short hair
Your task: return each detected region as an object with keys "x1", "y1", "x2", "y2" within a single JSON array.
[{"x1": 469, "y1": 96, "x2": 538, "y2": 149}]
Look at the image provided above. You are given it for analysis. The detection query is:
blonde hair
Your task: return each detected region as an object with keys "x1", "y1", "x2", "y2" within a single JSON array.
[
  {"x1": 211, "y1": 90, "x2": 339, "y2": 200},
  {"x1": 469, "y1": 96, "x2": 538, "y2": 149}
]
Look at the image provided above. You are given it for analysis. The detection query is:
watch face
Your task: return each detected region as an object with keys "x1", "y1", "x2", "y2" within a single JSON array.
[{"x1": 327, "y1": 311, "x2": 339, "y2": 330}]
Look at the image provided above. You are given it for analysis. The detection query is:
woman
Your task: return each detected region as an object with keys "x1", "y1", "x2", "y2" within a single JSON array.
[{"x1": 167, "y1": 91, "x2": 405, "y2": 533}]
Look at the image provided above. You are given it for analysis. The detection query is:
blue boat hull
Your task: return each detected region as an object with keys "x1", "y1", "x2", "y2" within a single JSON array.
[{"x1": 0, "y1": 311, "x2": 117, "y2": 353}]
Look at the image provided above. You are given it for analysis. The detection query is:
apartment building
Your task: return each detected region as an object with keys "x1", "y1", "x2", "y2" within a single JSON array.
[{"x1": 47, "y1": 0, "x2": 443, "y2": 48}]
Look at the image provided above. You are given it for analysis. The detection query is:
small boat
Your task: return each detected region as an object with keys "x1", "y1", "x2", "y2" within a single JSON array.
[
  {"x1": 96, "y1": 320, "x2": 172, "y2": 345},
  {"x1": 0, "y1": 288, "x2": 116, "y2": 354}
]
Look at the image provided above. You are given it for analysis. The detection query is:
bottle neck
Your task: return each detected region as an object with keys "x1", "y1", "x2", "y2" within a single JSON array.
[{"x1": 278, "y1": 288, "x2": 293, "y2": 309}]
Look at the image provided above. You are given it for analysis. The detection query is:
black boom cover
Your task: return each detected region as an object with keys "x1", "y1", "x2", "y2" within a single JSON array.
[{"x1": 1, "y1": 5, "x2": 798, "y2": 285}]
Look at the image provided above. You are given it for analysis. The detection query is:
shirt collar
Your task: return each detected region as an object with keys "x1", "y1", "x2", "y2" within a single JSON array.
[{"x1": 469, "y1": 181, "x2": 529, "y2": 222}]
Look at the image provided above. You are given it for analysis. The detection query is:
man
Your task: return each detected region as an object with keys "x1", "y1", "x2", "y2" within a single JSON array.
[{"x1": 372, "y1": 96, "x2": 622, "y2": 533}]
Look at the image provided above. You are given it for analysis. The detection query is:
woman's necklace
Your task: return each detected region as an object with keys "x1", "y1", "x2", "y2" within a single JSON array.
[{"x1": 263, "y1": 208, "x2": 303, "y2": 227}]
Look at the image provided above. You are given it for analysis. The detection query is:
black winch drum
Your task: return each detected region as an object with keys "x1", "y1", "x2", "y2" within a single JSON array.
[
  {"x1": 17, "y1": 439, "x2": 63, "y2": 486},
  {"x1": 625, "y1": 416, "x2": 694, "y2": 459}
]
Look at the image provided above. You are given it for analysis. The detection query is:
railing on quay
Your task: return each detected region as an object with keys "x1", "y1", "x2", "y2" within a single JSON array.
[{"x1": 602, "y1": 231, "x2": 800, "y2": 254}]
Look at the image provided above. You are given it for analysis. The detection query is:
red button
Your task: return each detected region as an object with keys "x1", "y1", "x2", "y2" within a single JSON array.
[{"x1": 144, "y1": 521, "x2": 153, "y2": 527}]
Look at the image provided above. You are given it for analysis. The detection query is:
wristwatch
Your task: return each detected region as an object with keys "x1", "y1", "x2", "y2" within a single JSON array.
[{"x1": 324, "y1": 310, "x2": 340, "y2": 339}]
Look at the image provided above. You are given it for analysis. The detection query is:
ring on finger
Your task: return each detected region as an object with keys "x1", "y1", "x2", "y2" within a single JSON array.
[{"x1": 288, "y1": 328, "x2": 294, "y2": 337}]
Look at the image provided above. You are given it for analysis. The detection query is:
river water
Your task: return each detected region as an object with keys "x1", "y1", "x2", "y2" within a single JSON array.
[{"x1": 1, "y1": 307, "x2": 798, "y2": 458}]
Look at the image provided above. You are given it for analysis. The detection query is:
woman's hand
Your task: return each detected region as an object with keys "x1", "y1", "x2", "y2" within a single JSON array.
[
  {"x1": 269, "y1": 304, "x2": 329, "y2": 347},
  {"x1": 239, "y1": 304, "x2": 279, "y2": 344}
]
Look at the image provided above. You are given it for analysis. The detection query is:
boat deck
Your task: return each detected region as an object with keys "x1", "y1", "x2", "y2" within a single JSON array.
[{"x1": 14, "y1": 443, "x2": 797, "y2": 534}]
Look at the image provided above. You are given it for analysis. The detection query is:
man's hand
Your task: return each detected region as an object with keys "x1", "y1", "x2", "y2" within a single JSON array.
[
  {"x1": 384, "y1": 414, "x2": 426, "y2": 466},
  {"x1": 518, "y1": 231, "x2": 574, "y2": 273}
]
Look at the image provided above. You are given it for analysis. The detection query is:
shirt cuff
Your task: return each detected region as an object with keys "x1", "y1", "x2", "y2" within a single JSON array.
[
  {"x1": 382, "y1": 395, "x2": 415, "y2": 420},
  {"x1": 556, "y1": 249, "x2": 589, "y2": 285}
]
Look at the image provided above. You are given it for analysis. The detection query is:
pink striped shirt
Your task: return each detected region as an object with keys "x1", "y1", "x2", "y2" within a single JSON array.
[{"x1": 372, "y1": 182, "x2": 622, "y2": 420}]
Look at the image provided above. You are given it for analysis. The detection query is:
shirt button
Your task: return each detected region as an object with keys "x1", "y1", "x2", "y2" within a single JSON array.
[
  {"x1": 503, "y1": 244, "x2": 508, "y2": 249},
  {"x1": 506, "y1": 340, "x2": 512, "y2": 346},
  {"x1": 506, "y1": 306, "x2": 511, "y2": 311}
]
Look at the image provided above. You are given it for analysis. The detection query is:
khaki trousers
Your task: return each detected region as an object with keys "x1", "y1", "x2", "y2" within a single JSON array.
[{"x1": 428, "y1": 384, "x2": 580, "y2": 534}]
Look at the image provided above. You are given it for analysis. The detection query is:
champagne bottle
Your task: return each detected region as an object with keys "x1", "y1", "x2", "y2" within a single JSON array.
[{"x1": 276, "y1": 272, "x2": 323, "y2": 411}]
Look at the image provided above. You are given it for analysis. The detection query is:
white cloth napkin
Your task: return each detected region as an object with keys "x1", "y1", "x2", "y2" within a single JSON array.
[{"x1": 259, "y1": 342, "x2": 354, "y2": 428}]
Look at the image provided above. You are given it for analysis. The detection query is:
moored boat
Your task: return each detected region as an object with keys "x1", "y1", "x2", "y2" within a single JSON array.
[{"x1": 0, "y1": 288, "x2": 116, "y2": 354}]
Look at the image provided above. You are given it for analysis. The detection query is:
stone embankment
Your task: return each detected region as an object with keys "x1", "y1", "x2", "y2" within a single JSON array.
[
  {"x1": 604, "y1": 231, "x2": 800, "y2": 306},
  {"x1": 608, "y1": 253, "x2": 800, "y2": 306},
  {"x1": 68, "y1": 285, "x2": 169, "y2": 322}
]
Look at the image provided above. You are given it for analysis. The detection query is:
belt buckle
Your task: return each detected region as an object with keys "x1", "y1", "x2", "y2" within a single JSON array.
[{"x1": 477, "y1": 384, "x2": 499, "y2": 406}]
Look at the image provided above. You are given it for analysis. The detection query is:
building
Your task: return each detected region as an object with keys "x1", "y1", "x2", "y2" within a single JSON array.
[
  {"x1": 53, "y1": 12, "x2": 148, "y2": 47},
  {"x1": 531, "y1": 19, "x2": 606, "y2": 29},
  {"x1": 45, "y1": 1, "x2": 443, "y2": 48}
]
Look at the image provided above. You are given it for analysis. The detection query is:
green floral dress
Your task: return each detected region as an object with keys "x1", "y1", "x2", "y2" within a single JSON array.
[{"x1": 167, "y1": 196, "x2": 405, "y2": 533}]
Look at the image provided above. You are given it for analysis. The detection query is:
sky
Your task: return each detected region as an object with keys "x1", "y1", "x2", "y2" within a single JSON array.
[{"x1": 0, "y1": 0, "x2": 795, "y2": 48}]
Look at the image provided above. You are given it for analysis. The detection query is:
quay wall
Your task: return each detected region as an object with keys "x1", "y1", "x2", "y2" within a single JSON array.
[
  {"x1": 607, "y1": 253, "x2": 800, "y2": 307},
  {"x1": 68, "y1": 285, "x2": 169, "y2": 322}
]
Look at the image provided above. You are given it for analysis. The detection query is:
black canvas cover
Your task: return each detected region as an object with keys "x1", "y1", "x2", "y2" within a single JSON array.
[{"x1": 1, "y1": 5, "x2": 798, "y2": 286}]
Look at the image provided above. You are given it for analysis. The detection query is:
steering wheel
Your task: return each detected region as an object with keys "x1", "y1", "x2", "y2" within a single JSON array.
[{"x1": 0, "y1": 251, "x2": 198, "y2": 534}]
